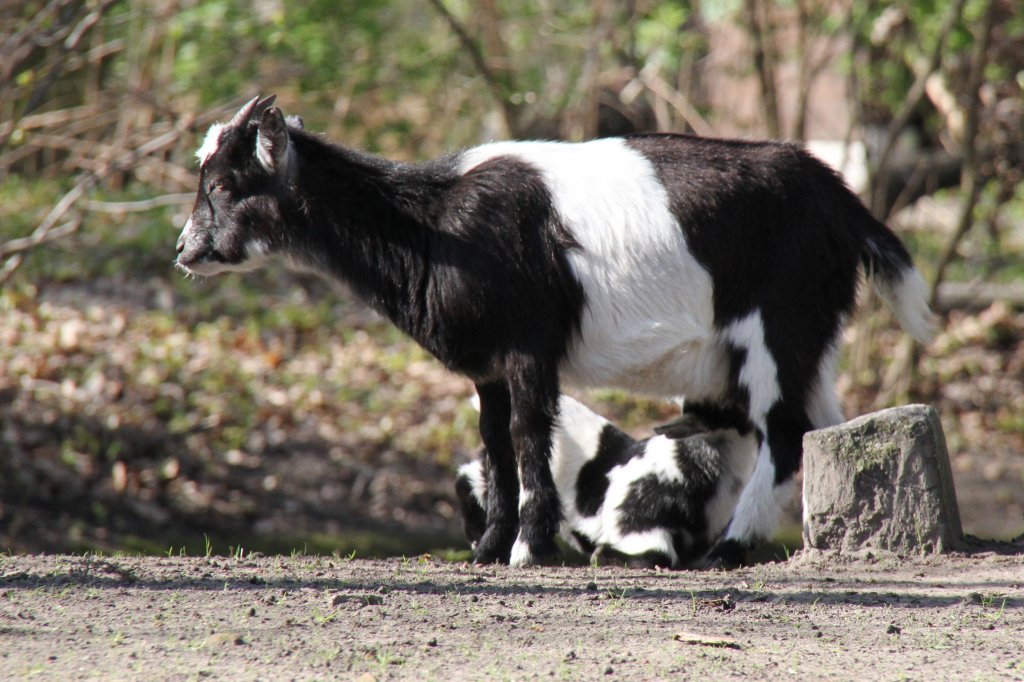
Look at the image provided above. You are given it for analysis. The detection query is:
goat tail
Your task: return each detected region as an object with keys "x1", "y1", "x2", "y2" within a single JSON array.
[{"x1": 860, "y1": 221, "x2": 937, "y2": 344}]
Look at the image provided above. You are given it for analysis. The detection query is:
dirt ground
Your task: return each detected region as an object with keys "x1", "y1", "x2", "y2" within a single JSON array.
[{"x1": 2, "y1": 548, "x2": 1022, "y2": 681}]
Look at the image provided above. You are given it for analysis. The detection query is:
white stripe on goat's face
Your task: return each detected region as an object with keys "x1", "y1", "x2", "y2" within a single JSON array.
[
  {"x1": 458, "y1": 140, "x2": 720, "y2": 402},
  {"x1": 195, "y1": 123, "x2": 226, "y2": 168}
]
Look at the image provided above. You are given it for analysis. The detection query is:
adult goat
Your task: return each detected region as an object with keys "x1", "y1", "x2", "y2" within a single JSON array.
[{"x1": 175, "y1": 95, "x2": 935, "y2": 567}]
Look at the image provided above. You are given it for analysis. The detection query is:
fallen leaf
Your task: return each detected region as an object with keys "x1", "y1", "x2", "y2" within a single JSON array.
[
  {"x1": 330, "y1": 593, "x2": 385, "y2": 607},
  {"x1": 673, "y1": 632, "x2": 741, "y2": 649}
]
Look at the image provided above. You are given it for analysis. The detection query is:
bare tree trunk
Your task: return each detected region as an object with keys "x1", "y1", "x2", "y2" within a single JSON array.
[
  {"x1": 792, "y1": 0, "x2": 811, "y2": 140},
  {"x1": 743, "y1": 0, "x2": 781, "y2": 138},
  {"x1": 564, "y1": 0, "x2": 613, "y2": 141}
]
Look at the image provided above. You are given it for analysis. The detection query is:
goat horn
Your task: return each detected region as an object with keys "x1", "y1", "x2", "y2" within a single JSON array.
[
  {"x1": 254, "y1": 94, "x2": 277, "y2": 116},
  {"x1": 228, "y1": 96, "x2": 261, "y2": 128}
]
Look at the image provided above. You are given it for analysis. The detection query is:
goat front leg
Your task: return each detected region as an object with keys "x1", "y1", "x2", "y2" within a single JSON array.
[
  {"x1": 507, "y1": 359, "x2": 562, "y2": 567},
  {"x1": 472, "y1": 381, "x2": 519, "y2": 564},
  {"x1": 708, "y1": 400, "x2": 809, "y2": 568}
]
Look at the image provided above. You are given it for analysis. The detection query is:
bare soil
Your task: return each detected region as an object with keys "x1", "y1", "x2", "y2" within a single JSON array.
[{"x1": 2, "y1": 549, "x2": 1022, "y2": 681}]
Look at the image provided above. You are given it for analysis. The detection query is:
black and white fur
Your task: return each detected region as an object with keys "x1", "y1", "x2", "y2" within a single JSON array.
[
  {"x1": 457, "y1": 395, "x2": 755, "y2": 568},
  {"x1": 175, "y1": 96, "x2": 935, "y2": 567}
]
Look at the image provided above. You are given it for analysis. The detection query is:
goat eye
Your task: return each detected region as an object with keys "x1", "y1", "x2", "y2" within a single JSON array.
[{"x1": 208, "y1": 180, "x2": 227, "y2": 194}]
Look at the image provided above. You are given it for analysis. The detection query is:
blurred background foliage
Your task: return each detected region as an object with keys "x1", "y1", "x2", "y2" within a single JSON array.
[{"x1": 1, "y1": 0, "x2": 1022, "y2": 557}]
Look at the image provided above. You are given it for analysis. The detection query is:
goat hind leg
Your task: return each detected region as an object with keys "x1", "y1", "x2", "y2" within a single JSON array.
[
  {"x1": 507, "y1": 363, "x2": 562, "y2": 567},
  {"x1": 472, "y1": 382, "x2": 519, "y2": 564}
]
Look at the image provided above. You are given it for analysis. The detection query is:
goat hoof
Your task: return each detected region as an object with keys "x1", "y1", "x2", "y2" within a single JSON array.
[
  {"x1": 592, "y1": 546, "x2": 673, "y2": 570},
  {"x1": 472, "y1": 526, "x2": 515, "y2": 565},
  {"x1": 509, "y1": 536, "x2": 559, "y2": 568},
  {"x1": 703, "y1": 539, "x2": 750, "y2": 570}
]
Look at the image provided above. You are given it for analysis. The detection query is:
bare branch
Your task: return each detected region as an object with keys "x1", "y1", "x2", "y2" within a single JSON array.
[
  {"x1": 638, "y1": 66, "x2": 715, "y2": 137},
  {"x1": 425, "y1": 0, "x2": 520, "y2": 137},
  {"x1": 0, "y1": 118, "x2": 193, "y2": 284},
  {"x1": 82, "y1": 193, "x2": 193, "y2": 214},
  {"x1": 928, "y1": 0, "x2": 999, "y2": 305},
  {"x1": 877, "y1": 0, "x2": 998, "y2": 405},
  {"x1": 869, "y1": 0, "x2": 967, "y2": 218}
]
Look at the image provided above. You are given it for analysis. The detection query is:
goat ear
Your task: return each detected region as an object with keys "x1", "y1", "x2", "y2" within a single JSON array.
[{"x1": 257, "y1": 106, "x2": 291, "y2": 173}]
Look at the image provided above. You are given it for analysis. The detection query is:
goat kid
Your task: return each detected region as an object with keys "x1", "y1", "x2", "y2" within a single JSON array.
[
  {"x1": 175, "y1": 95, "x2": 934, "y2": 567},
  {"x1": 457, "y1": 395, "x2": 755, "y2": 568}
]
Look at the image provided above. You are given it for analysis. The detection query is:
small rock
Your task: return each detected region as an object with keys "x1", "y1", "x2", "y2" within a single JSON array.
[
  {"x1": 887, "y1": 625, "x2": 901, "y2": 635},
  {"x1": 803, "y1": 405, "x2": 963, "y2": 555}
]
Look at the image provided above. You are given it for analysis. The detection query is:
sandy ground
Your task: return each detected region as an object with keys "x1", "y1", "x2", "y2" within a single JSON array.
[{"x1": 2, "y1": 549, "x2": 1022, "y2": 681}]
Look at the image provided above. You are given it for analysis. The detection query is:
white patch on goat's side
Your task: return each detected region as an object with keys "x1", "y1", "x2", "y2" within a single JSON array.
[
  {"x1": 623, "y1": 436, "x2": 683, "y2": 484},
  {"x1": 875, "y1": 266, "x2": 937, "y2": 344},
  {"x1": 595, "y1": 435, "x2": 682, "y2": 549},
  {"x1": 724, "y1": 310, "x2": 780, "y2": 422},
  {"x1": 459, "y1": 139, "x2": 721, "y2": 402},
  {"x1": 196, "y1": 123, "x2": 226, "y2": 167}
]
